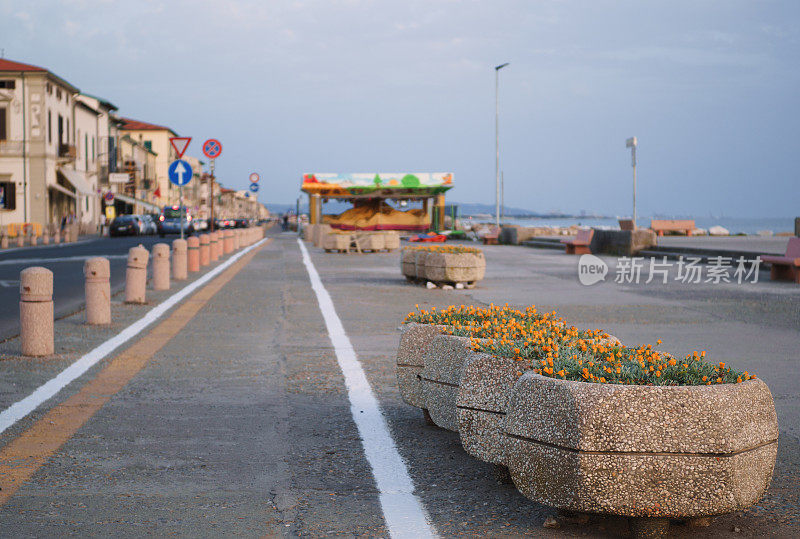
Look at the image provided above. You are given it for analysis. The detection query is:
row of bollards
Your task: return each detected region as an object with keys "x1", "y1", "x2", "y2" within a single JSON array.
[{"x1": 19, "y1": 226, "x2": 264, "y2": 357}]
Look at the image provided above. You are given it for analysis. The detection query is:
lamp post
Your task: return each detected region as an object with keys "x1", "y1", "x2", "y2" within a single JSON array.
[
  {"x1": 626, "y1": 137, "x2": 638, "y2": 230},
  {"x1": 495, "y1": 62, "x2": 509, "y2": 229}
]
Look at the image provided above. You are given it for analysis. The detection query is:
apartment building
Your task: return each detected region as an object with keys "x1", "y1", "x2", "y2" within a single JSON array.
[
  {"x1": 0, "y1": 58, "x2": 93, "y2": 229},
  {"x1": 119, "y1": 118, "x2": 179, "y2": 208}
]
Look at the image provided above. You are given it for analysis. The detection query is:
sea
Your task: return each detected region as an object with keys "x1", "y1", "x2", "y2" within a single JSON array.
[{"x1": 463, "y1": 216, "x2": 796, "y2": 236}]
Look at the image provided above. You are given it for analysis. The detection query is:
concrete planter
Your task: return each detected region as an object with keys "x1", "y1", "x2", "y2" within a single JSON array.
[
  {"x1": 424, "y1": 251, "x2": 486, "y2": 284},
  {"x1": 383, "y1": 231, "x2": 400, "y2": 251},
  {"x1": 303, "y1": 224, "x2": 315, "y2": 242},
  {"x1": 419, "y1": 334, "x2": 473, "y2": 431},
  {"x1": 323, "y1": 232, "x2": 350, "y2": 252},
  {"x1": 401, "y1": 250, "x2": 418, "y2": 279},
  {"x1": 503, "y1": 373, "x2": 778, "y2": 520},
  {"x1": 396, "y1": 323, "x2": 447, "y2": 409},
  {"x1": 414, "y1": 251, "x2": 429, "y2": 281},
  {"x1": 313, "y1": 224, "x2": 332, "y2": 248},
  {"x1": 457, "y1": 352, "x2": 520, "y2": 465},
  {"x1": 360, "y1": 233, "x2": 385, "y2": 252}
]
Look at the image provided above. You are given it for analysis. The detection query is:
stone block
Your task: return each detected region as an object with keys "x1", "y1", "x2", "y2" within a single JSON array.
[
  {"x1": 395, "y1": 323, "x2": 446, "y2": 409},
  {"x1": 420, "y1": 334, "x2": 472, "y2": 431}
]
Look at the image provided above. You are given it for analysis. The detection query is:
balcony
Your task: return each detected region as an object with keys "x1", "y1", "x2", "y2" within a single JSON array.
[
  {"x1": 59, "y1": 143, "x2": 77, "y2": 160},
  {"x1": 0, "y1": 140, "x2": 24, "y2": 157}
]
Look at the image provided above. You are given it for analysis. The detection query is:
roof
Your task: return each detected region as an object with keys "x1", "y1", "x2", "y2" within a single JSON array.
[
  {"x1": 0, "y1": 58, "x2": 79, "y2": 93},
  {"x1": 220, "y1": 187, "x2": 235, "y2": 193},
  {"x1": 0, "y1": 58, "x2": 47, "y2": 72},
  {"x1": 120, "y1": 117, "x2": 177, "y2": 135},
  {"x1": 79, "y1": 92, "x2": 119, "y2": 111},
  {"x1": 75, "y1": 100, "x2": 100, "y2": 116}
]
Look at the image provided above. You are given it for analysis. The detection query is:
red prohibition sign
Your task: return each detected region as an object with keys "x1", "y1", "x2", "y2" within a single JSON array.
[{"x1": 202, "y1": 139, "x2": 222, "y2": 159}]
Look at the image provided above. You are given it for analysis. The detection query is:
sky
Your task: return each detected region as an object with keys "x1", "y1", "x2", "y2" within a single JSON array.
[{"x1": 1, "y1": 0, "x2": 798, "y2": 218}]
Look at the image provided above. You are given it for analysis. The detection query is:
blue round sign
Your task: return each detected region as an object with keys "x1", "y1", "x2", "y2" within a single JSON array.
[
  {"x1": 249, "y1": 183, "x2": 259, "y2": 192},
  {"x1": 168, "y1": 159, "x2": 193, "y2": 186}
]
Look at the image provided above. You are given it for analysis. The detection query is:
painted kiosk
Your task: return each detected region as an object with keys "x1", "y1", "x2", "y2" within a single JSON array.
[{"x1": 301, "y1": 173, "x2": 454, "y2": 252}]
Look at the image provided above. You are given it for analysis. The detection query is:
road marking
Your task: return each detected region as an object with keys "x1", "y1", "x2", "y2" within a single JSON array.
[
  {"x1": 0, "y1": 254, "x2": 127, "y2": 266},
  {"x1": 0, "y1": 238, "x2": 269, "y2": 506},
  {"x1": 297, "y1": 238, "x2": 435, "y2": 539},
  {"x1": 0, "y1": 237, "x2": 269, "y2": 437},
  {"x1": 0, "y1": 280, "x2": 20, "y2": 288},
  {"x1": 0, "y1": 238, "x2": 97, "y2": 256}
]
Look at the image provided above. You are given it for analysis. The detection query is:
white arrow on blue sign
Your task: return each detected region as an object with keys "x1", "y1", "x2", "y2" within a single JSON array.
[
  {"x1": 168, "y1": 159, "x2": 193, "y2": 186},
  {"x1": 249, "y1": 183, "x2": 259, "y2": 192}
]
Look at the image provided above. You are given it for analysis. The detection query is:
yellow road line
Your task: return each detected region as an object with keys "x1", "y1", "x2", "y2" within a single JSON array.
[{"x1": 0, "y1": 239, "x2": 270, "y2": 506}]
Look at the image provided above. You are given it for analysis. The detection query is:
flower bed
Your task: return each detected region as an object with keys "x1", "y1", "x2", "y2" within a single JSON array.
[{"x1": 395, "y1": 303, "x2": 777, "y2": 534}]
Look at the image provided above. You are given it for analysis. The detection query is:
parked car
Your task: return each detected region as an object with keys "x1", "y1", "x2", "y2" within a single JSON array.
[
  {"x1": 158, "y1": 205, "x2": 195, "y2": 236},
  {"x1": 109, "y1": 215, "x2": 141, "y2": 237},
  {"x1": 139, "y1": 214, "x2": 158, "y2": 235}
]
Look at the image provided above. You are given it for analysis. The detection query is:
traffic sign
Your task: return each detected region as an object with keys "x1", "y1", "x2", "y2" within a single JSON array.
[
  {"x1": 168, "y1": 159, "x2": 193, "y2": 186},
  {"x1": 244, "y1": 192, "x2": 250, "y2": 198},
  {"x1": 249, "y1": 172, "x2": 260, "y2": 183},
  {"x1": 169, "y1": 137, "x2": 192, "y2": 159},
  {"x1": 103, "y1": 191, "x2": 114, "y2": 203},
  {"x1": 202, "y1": 139, "x2": 222, "y2": 159},
  {"x1": 249, "y1": 183, "x2": 259, "y2": 192}
]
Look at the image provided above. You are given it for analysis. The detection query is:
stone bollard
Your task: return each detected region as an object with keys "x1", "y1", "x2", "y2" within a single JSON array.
[
  {"x1": 199, "y1": 234, "x2": 210, "y2": 266},
  {"x1": 151, "y1": 243, "x2": 171, "y2": 291},
  {"x1": 187, "y1": 236, "x2": 200, "y2": 272},
  {"x1": 20, "y1": 267, "x2": 54, "y2": 356},
  {"x1": 0, "y1": 234, "x2": 8, "y2": 249},
  {"x1": 172, "y1": 239, "x2": 188, "y2": 281},
  {"x1": 54, "y1": 228, "x2": 61, "y2": 244},
  {"x1": 84, "y1": 257, "x2": 111, "y2": 325},
  {"x1": 223, "y1": 229, "x2": 233, "y2": 255},
  {"x1": 16, "y1": 233, "x2": 24, "y2": 248},
  {"x1": 125, "y1": 245, "x2": 149, "y2": 304},
  {"x1": 233, "y1": 229, "x2": 241, "y2": 250},
  {"x1": 42, "y1": 230, "x2": 50, "y2": 245},
  {"x1": 30, "y1": 231, "x2": 38, "y2": 246},
  {"x1": 211, "y1": 232, "x2": 220, "y2": 261}
]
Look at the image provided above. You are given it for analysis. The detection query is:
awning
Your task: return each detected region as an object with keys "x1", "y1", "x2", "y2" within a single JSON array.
[
  {"x1": 57, "y1": 167, "x2": 95, "y2": 196},
  {"x1": 48, "y1": 183, "x2": 77, "y2": 198},
  {"x1": 113, "y1": 193, "x2": 160, "y2": 213}
]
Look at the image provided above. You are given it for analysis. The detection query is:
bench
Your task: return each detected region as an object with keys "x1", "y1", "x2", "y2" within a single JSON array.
[
  {"x1": 650, "y1": 219, "x2": 695, "y2": 236},
  {"x1": 618, "y1": 219, "x2": 634, "y2": 231},
  {"x1": 482, "y1": 233, "x2": 499, "y2": 245},
  {"x1": 561, "y1": 228, "x2": 594, "y2": 255},
  {"x1": 761, "y1": 238, "x2": 800, "y2": 284}
]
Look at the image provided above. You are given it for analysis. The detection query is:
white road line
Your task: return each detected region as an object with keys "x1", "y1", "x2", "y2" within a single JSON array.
[
  {"x1": 0, "y1": 238, "x2": 97, "y2": 256},
  {"x1": 0, "y1": 255, "x2": 127, "y2": 266},
  {"x1": 0, "y1": 238, "x2": 268, "y2": 436},
  {"x1": 297, "y1": 238, "x2": 435, "y2": 539}
]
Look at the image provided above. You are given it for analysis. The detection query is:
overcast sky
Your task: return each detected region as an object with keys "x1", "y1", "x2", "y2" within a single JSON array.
[{"x1": 2, "y1": 0, "x2": 798, "y2": 217}]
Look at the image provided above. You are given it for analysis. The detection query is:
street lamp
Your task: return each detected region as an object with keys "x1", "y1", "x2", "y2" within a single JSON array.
[
  {"x1": 495, "y1": 62, "x2": 509, "y2": 229},
  {"x1": 626, "y1": 137, "x2": 638, "y2": 229}
]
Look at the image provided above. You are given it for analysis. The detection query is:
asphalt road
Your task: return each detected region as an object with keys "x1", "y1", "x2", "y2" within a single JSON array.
[
  {"x1": 0, "y1": 229, "x2": 796, "y2": 536},
  {"x1": 0, "y1": 235, "x2": 166, "y2": 341}
]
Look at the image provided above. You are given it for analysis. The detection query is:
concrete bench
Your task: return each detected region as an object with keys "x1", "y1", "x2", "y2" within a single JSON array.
[
  {"x1": 651, "y1": 219, "x2": 695, "y2": 236},
  {"x1": 762, "y1": 237, "x2": 800, "y2": 283},
  {"x1": 561, "y1": 228, "x2": 593, "y2": 255}
]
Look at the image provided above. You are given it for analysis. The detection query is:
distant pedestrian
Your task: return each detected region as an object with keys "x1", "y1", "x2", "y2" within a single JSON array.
[{"x1": 282, "y1": 214, "x2": 289, "y2": 231}]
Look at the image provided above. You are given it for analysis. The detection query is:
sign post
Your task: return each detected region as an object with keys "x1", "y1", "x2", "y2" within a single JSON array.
[
  {"x1": 626, "y1": 137, "x2": 638, "y2": 230},
  {"x1": 202, "y1": 139, "x2": 222, "y2": 232},
  {"x1": 168, "y1": 159, "x2": 193, "y2": 239}
]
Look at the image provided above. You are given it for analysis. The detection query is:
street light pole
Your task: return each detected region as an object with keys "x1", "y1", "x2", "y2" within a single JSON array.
[
  {"x1": 495, "y1": 62, "x2": 509, "y2": 229},
  {"x1": 626, "y1": 137, "x2": 638, "y2": 229}
]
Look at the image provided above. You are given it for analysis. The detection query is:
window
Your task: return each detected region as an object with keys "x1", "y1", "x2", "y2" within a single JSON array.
[
  {"x1": 92, "y1": 136, "x2": 95, "y2": 161},
  {"x1": 48, "y1": 110, "x2": 52, "y2": 144},
  {"x1": 144, "y1": 140, "x2": 152, "y2": 151},
  {"x1": 84, "y1": 133, "x2": 88, "y2": 165},
  {"x1": 0, "y1": 80, "x2": 15, "y2": 89},
  {"x1": 56, "y1": 88, "x2": 62, "y2": 100},
  {"x1": 0, "y1": 107, "x2": 6, "y2": 141},
  {"x1": 66, "y1": 118, "x2": 69, "y2": 142},
  {"x1": 0, "y1": 181, "x2": 15, "y2": 210}
]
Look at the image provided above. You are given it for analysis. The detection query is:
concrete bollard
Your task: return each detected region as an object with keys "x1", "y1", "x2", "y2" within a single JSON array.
[
  {"x1": 215, "y1": 231, "x2": 223, "y2": 259},
  {"x1": 125, "y1": 245, "x2": 149, "y2": 304},
  {"x1": 16, "y1": 233, "x2": 24, "y2": 248},
  {"x1": 233, "y1": 229, "x2": 241, "y2": 250},
  {"x1": 210, "y1": 232, "x2": 219, "y2": 262},
  {"x1": 0, "y1": 235, "x2": 7, "y2": 249},
  {"x1": 187, "y1": 236, "x2": 200, "y2": 272},
  {"x1": 84, "y1": 257, "x2": 111, "y2": 325},
  {"x1": 199, "y1": 234, "x2": 210, "y2": 266},
  {"x1": 42, "y1": 230, "x2": 50, "y2": 245},
  {"x1": 30, "y1": 231, "x2": 38, "y2": 246},
  {"x1": 172, "y1": 239, "x2": 188, "y2": 281},
  {"x1": 151, "y1": 243, "x2": 171, "y2": 291},
  {"x1": 223, "y1": 230, "x2": 233, "y2": 255},
  {"x1": 20, "y1": 267, "x2": 54, "y2": 356},
  {"x1": 54, "y1": 228, "x2": 61, "y2": 244}
]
